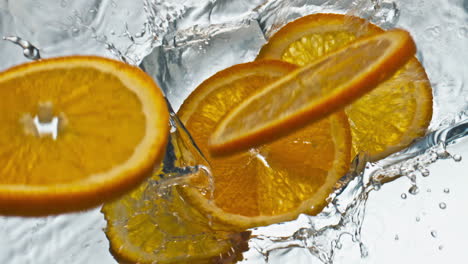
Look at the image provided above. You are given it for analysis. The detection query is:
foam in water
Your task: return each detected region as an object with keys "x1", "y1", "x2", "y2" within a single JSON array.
[{"x1": 1, "y1": 0, "x2": 468, "y2": 263}]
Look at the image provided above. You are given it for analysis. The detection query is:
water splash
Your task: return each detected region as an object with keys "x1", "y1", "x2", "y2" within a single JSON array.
[
  {"x1": 2, "y1": 36, "x2": 41, "y2": 60},
  {"x1": 239, "y1": 114, "x2": 468, "y2": 263}
]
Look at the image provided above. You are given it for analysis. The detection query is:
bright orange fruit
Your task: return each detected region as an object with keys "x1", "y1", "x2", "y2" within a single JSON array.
[
  {"x1": 210, "y1": 29, "x2": 416, "y2": 156},
  {"x1": 0, "y1": 56, "x2": 169, "y2": 216},
  {"x1": 257, "y1": 13, "x2": 433, "y2": 160},
  {"x1": 178, "y1": 60, "x2": 351, "y2": 230}
]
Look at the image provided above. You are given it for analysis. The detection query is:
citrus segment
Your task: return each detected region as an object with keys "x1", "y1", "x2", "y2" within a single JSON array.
[
  {"x1": 178, "y1": 60, "x2": 351, "y2": 229},
  {"x1": 257, "y1": 13, "x2": 433, "y2": 160},
  {"x1": 209, "y1": 29, "x2": 416, "y2": 155},
  {"x1": 0, "y1": 56, "x2": 169, "y2": 216},
  {"x1": 102, "y1": 169, "x2": 248, "y2": 264}
]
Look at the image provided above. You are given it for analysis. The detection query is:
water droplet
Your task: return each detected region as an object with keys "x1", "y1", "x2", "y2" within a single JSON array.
[
  {"x1": 416, "y1": 216, "x2": 421, "y2": 222},
  {"x1": 443, "y1": 188, "x2": 450, "y2": 194},
  {"x1": 439, "y1": 202, "x2": 447, "y2": 209},
  {"x1": 373, "y1": 182, "x2": 381, "y2": 191},
  {"x1": 336, "y1": 241, "x2": 342, "y2": 249},
  {"x1": 436, "y1": 149, "x2": 451, "y2": 159},
  {"x1": 401, "y1": 193, "x2": 407, "y2": 199},
  {"x1": 3, "y1": 36, "x2": 41, "y2": 60},
  {"x1": 409, "y1": 185, "x2": 419, "y2": 195},
  {"x1": 360, "y1": 243, "x2": 369, "y2": 258},
  {"x1": 293, "y1": 228, "x2": 313, "y2": 240},
  {"x1": 424, "y1": 26, "x2": 441, "y2": 39},
  {"x1": 421, "y1": 168, "x2": 430, "y2": 177},
  {"x1": 409, "y1": 173, "x2": 417, "y2": 182},
  {"x1": 459, "y1": 27, "x2": 468, "y2": 37},
  {"x1": 438, "y1": 245, "x2": 444, "y2": 250},
  {"x1": 394, "y1": 234, "x2": 399, "y2": 241},
  {"x1": 431, "y1": 230, "x2": 437, "y2": 238},
  {"x1": 71, "y1": 28, "x2": 80, "y2": 37},
  {"x1": 427, "y1": 188, "x2": 432, "y2": 193},
  {"x1": 453, "y1": 154, "x2": 462, "y2": 162}
]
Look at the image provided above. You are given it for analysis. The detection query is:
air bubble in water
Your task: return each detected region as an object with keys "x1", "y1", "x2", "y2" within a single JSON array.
[
  {"x1": 416, "y1": 216, "x2": 421, "y2": 222},
  {"x1": 453, "y1": 154, "x2": 462, "y2": 162},
  {"x1": 431, "y1": 230, "x2": 437, "y2": 238},
  {"x1": 439, "y1": 202, "x2": 447, "y2": 209},
  {"x1": 409, "y1": 185, "x2": 419, "y2": 195},
  {"x1": 443, "y1": 188, "x2": 450, "y2": 194},
  {"x1": 427, "y1": 188, "x2": 432, "y2": 193},
  {"x1": 394, "y1": 234, "x2": 399, "y2": 241},
  {"x1": 438, "y1": 245, "x2": 444, "y2": 250},
  {"x1": 401, "y1": 193, "x2": 407, "y2": 199}
]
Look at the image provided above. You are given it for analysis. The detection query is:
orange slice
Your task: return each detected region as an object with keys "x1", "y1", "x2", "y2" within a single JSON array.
[
  {"x1": 102, "y1": 167, "x2": 249, "y2": 264},
  {"x1": 178, "y1": 60, "x2": 351, "y2": 230},
  {"x1": 0, "y1": 56, "x2": 169, "y2": 216},
  {"x1": 257, "y1": 13, "x2": 433, "y2": 160},
  {"x1": 209, "y1": 29, "x2": 416, "y2": 156}
]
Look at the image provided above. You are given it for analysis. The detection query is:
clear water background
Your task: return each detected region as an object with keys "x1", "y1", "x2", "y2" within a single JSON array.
[{"x1": 0, "y1": 0, "x2": 467, "y2": 263}]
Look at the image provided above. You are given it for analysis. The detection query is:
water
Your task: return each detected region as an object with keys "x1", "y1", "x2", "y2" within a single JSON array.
[{"x1": 1, "y1": 0, "x2": 468, "y2": 263}]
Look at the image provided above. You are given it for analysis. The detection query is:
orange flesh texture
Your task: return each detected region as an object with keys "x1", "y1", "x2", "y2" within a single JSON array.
[
  {"x1": 0, "y1": 67, "x2": 145, "y2": 184},
  {"x1": 210, "y1": 29, "x2": 416, "y2": 155},
  {"x1": 178, "y1": 61, "x2": 350, "y2": 217},
  {"x1": 103, "y1": 182, "x2": 237, "y2": 264},
  {"x1": 0, "y1": 56, "x2": 169, "y2": 215},
  {"x1": 257, "y1": 13, "x2": 433, "y2": 160}
]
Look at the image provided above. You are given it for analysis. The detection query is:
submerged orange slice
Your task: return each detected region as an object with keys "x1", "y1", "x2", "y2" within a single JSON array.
[
  {"x1": 102, "y1": 167, "x2": 249, "y2": 264},
  {"x1": 0, "y1": 56, "x2": 169, "y2": 216},
  {"x1": 257, "y1": 13, "x2": 433, "y2": 160},
  {"x1": 209, "y1": 29, "x2": 416, "y2": 156},
  {"x1": 178, "y1": 60, "x2": 351, "y2": 230}
]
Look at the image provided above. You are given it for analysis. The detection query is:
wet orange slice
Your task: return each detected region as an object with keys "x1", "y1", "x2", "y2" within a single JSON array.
[
  {"x1": 102, "y1": 167, "x2": 249, "y2": 264},
  {"x1": 0, "y1": 56, "x2": 169, "y2": 216},
  {"x1": 209, "y1": 29, "x2": 416, "y2": 156},
  {"x1": 257, "y1": 13, "x2": 433, "y2": 160},
  {"x1": 178, "y1": 60, "x2": 351, "y2": 230}
]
